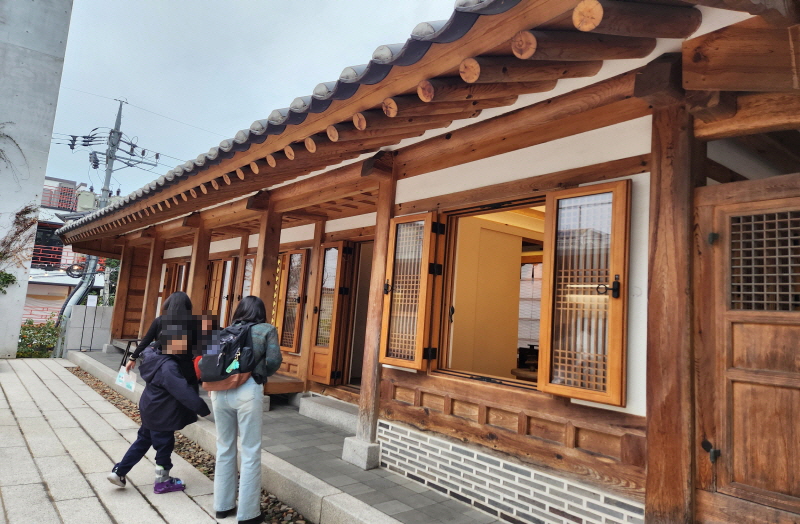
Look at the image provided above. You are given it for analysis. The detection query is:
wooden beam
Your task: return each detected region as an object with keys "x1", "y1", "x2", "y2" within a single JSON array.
[
  {"x1": 792, "y1": 24, "x2": 800, "y2": 89},
  {"x1": 686, "y1": 90, "x2": 737, "y2": 123},
  {"x1": 182, "y1": 212, "x2": 203, "y2": 228},
  {"x1": 417, "y1": 78, "x2": 557, "y2": 103},
  {"x1": 327, "y1": 121, "x2": 451, "y2": 142},
  {"x1": 572, "y1": 0, "x2": 702, "y2": 38},
  {"x1": 353, "y1": 110, "x2": 479, "y2": 132},
  {"x1": 459, "y1": 57, "x2": 602, "y2": 84},
  {"x1": 396, "y1": 71, "x2": 649, "y2": 178},
  {"x1": 270, "y1": 157, "x2": 375, "y2": 202},
  {"x1": 246, "y1": 190, "x2": 271, "y2": 211},
  {"x1": 251, "y1": 202, "x2": 282, "y2": 323},
  {"x1": 353, "y1": 172, "x2": 396, "y2": 447},
  {"x1": 139, "y1": 236, "x2": 166, "y2": 337},
  {"x1": 634, "y1": 53, "x2": 684, "y2": 108},
  {"x1": 694, "y1": 92, "x2": 800, "y2": 139},
  {"x1": 122, "y1": 227, "x2": 154, "y2": 246},
  {"x1": 187, "y1": 226, "x2": 211, "y2": 314},
  {"x1": 283, "y1": 210, "x2": 328, "y2": 221},
  {"x1": 110, "y1": 243, "x2": 134, "y2": 340},
  {"x1": 383, "y1": 95, "x2": 517, "y2": 117},
  {"x1": 511, "y1": 30, "x2": 656, "y2": 61},
  {"x1": 646, "y1": 103, "x2": 696, "y2": 523},
  {"x1": 682, "y1": 17, "x2": 797, "y2": 92}
]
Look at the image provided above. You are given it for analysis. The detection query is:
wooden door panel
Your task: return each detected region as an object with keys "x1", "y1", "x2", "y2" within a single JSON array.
[
  {"x1": 729, "y1": 382, "x2": 799, "y2": 501},
  {"x1": 732, "y1": 322, "x2": 800, "y2": 373}
]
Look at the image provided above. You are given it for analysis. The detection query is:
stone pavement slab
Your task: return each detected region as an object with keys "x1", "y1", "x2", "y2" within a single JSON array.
[{"x1": 0, "y1": 358, "x2": 218, "y2": 524}]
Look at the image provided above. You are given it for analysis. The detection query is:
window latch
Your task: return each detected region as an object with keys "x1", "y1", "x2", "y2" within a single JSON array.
[
  {"x1": 383, "y1": 280, "x2": 392, "y2": 294},
  {"x1": 597, "y1": 276, "x2": 621, "y2": 298}
]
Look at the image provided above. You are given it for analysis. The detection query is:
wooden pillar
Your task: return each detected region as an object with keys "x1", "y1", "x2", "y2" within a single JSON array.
[
  {"x1": 645, "y1": 103, "x2": 697, "y2": 523},
  {"x1": 110, "y1": 242, "x2": 133, "y2": 340},
  {"x1": 187, "y1": 226, "x2": 211, "y2": 314},
  {"x1": 252, "y1": 202, "x2": 282, "y2": 323},
  {"x1": 343, "y1": 174, "x2": 396, "y2": 469},
  {"x1": 229, "y1": 234, "x2": 249, "y2": 320},
  {"x1": 139, "y1": 236, "x2": 165, "y2": 336},
  {"x1": 296, "y1": 220, "x2": 325, "y2": 386}
]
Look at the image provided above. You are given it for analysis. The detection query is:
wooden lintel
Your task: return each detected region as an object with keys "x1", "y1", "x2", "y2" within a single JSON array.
[
  {"x1": 123, "y1": 227, "x2": 154, "y2": 245},
  {"x1": 361, "y1": 151, "x2": 394, "y2": 180},
  {"x1": 182, "y1": 212, "x2": 203, "y2": 228},
  {"x1": 246, "y1": 190, "x2": 270, "y2": 211},
  {"x1": 704, "y1": 158, "x2": 748, "y2": 183},
  {"x1": 694, "y1": 91, "x2": 800, "y2": 139},
  {"x1": 682, "y1": 17, "x2": 798, "y2": 92},
  {"x1": 283, "y1": 211, "x2": 328, "y2": 222},
  {"x1": 733, "y1": 131, "x2": 800, "y2": 173},
  {"x1": 634, "y1": 53, "x2": 684, "y2": 108}
]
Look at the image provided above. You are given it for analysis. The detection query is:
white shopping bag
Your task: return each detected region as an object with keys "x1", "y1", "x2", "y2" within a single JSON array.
[{"x1": 115, "y1": 366, "x2": 137, "y2": 392}]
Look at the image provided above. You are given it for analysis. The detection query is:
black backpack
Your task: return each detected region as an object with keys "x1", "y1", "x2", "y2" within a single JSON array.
[{"x1": 198, "y1": 322, "x2": 258, "y2": 391}]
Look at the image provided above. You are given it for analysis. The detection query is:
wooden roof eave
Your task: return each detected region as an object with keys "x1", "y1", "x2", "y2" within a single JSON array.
[{"x1": 59, "y1": 0, "x2": 585, "y2": 244}]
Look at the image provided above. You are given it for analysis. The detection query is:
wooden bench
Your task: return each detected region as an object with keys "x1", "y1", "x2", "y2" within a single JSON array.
[{"x1": 264, "y1": 373, "x2": 305, "y2": 395}]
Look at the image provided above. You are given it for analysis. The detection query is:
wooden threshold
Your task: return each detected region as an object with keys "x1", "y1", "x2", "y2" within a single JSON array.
[{"x1": 264, "y1": 373, "x2": 305, "y2": 395}]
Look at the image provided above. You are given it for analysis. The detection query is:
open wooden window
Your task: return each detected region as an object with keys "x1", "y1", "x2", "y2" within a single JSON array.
[
  {"x1": 379, "y1": 213, "x2": 438, "y2": 371},
  {"x1": 274, "y1": 250, "x2": 308, "y2": 354},
  {"x1": 538, "y1": 180, "x2": 630, "y2": 406},
  {"x1": 307, "y1": 242, "x2": 353, "y2": 384}
]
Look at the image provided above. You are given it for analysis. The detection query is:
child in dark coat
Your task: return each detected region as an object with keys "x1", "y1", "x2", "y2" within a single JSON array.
[{"x1": 107, "y1": 324, "x2": 210, "y2": 493}]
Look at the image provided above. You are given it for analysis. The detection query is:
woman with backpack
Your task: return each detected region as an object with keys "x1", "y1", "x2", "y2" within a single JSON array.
[{"x1": 206, "y1": 296, "x2": 282, "y2": 524}]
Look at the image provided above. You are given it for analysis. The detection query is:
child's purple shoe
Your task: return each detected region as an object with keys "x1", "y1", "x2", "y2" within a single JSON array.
[
  {"x1": 154, "y1": 477, "x2": 185, "y2": 494},
  {"x1": 153, "y1": 465, "x2": 185, "y2": 494}
]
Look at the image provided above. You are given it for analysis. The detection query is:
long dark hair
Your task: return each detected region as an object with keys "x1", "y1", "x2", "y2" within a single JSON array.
[
  {"x1": 231, "y1": 296, "x2": 267, "y2": 324},
  {"x1": 162, "y1": 291, "x2": 192, "y2": 313}
]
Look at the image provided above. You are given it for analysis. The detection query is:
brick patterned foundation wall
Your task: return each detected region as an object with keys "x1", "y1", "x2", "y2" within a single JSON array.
[{"x1": 378, "y1": 420, "x2": 644, "y2": 524}]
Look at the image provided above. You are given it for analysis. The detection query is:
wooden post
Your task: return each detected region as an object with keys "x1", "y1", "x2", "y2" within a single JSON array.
[
  {"x1": 343, "y1": 172, "x2": 396, "y2": 469},
  {"x1": 296, "y1": 220, "x2": 325, "y2": 387},
  {"x1": 187, "y1": 226, "x2": 211, "y2": 314},
  {"x1": 646, "y1": 103, "x2": 696, "y2": 523},
  {"x1": 110, "y1": 242, "x2": 133, "y2": 340},
  {"x1": 139, "y1": 236, "x2": 166, "y2": 336},
  {"x1": 252, "y1": 201, "x2": 282, "y2": 323}
]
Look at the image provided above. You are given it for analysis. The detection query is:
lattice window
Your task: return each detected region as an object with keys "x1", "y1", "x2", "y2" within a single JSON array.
[
  {"x1": 280, "y1": 253, "x2": 303, "y2": 347},
  {"x1": 539, "y1": 181, "x2": 629, "y2": 406},
  {"x1": 386, "y1": 221, "x2": 425, "y2": 361},
  {"x1": 730, "y1": 211, "x2": 800, "y2": 311},
  {"x1": 315, "y1": 247, "x2": 339, "y2": 347},
  {"x1": 241, "y1": 257, "x2": 254, "y2": 297},
  {"x1": 549, "y1": 193, "x2": 612, "y2": 392}
]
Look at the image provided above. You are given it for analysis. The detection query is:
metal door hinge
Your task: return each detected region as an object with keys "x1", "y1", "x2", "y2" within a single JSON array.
[
  {"x1": 708, "y1": 232, "x2": 720, "y2": 245},
  {"x1": 384, "y1": 280, "x2": 392, "y2": 294},
  {"x1": 423, "y1": 347, "x2": 437, "y2": 360},
  {"x1": 701, "y1": 439, "x2": 721, "y2": 463},
  {"x1": 429, "y1": 263, "x2": 443, "y2": 276},
  {"x1": 343, "y1": 246, "x2": 354, "y2": 255},
  {"x1": 432, "y1": 222, "x2": 446, "y2": 235},
  {"x1": 339, "y1": 286, "x2": 350, "y2": 295},
  {"x1": 331, "y1": 370, "x2": 342, "y2": 379}
]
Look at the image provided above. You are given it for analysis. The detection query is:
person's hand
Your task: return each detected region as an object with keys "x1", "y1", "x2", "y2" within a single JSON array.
[{"x1": 125, "y1": 359, "x2": 136, "y2": 373}]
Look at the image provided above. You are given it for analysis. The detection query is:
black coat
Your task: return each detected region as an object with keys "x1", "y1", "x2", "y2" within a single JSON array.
[
  {"x1": 138, "y1": 347, "x2": 210, "y2": 432},
  {"x1": 132, "y1": 315, "x2": 200, "y2": 386}
]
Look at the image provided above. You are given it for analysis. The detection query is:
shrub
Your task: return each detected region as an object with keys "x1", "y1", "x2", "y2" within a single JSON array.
[{"x1": 18, "y1": 315, "x2": 59, "y2": 357}]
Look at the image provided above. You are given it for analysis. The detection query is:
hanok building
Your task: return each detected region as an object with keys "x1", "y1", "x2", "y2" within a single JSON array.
[{"x1": 57, "y1": 1, "x2": 800, "y2": 522}]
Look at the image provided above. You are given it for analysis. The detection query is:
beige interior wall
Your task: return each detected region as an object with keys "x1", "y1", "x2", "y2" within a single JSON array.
[{"x1": 449, "y1": 216, "x2": 542, "y2": 379}]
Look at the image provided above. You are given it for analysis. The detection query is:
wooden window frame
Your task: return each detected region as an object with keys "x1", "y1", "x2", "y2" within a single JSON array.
[
  {"x1": 274, "y1": 249, "x2": 308, "y2": 355},
  {"x1": 538, "y1": 180, "x2": 631, "y2": 406},
  {"x1": 379, "y1": 212, "x2": 438, "y2": 371}
]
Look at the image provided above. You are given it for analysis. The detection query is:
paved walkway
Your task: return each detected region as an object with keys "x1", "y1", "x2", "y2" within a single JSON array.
[
  {"x1": 77, "y1": 350, "x2": 503, "y2": 524},
  {"x1": 0, "y1": 358, "x2": 219, "y2": 524}
]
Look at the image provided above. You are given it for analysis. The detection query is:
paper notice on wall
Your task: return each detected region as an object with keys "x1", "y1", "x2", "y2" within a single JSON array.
[
  {"x1": 115, "y1": 366, "x2": 137, "y2": 392},
  {"x1": 86, "y1": 295, "x2": 98, "y2": 307}
]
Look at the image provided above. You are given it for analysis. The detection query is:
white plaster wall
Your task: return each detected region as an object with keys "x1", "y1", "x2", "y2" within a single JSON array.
[
  {"x1": 0, "y1": 0, "x2": 73, "y2": 358},
  {"x1": 708, "y1": 139, "x2": 782, "y2": 180}
]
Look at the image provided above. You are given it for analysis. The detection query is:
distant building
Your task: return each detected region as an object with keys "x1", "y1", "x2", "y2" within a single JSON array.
[{"x1": 24, "y1": 177, "x2": 107, "y2": 323}]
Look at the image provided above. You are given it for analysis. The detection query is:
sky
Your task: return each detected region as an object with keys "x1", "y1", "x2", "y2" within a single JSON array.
[{"x1": 47, "y1": 1, "x2": 455, "y2": 196}]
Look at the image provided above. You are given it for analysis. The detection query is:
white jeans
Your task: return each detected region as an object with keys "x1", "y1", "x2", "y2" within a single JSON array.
[{"x1": 210, "y1": 377, "x2": 263, "y2": 520}]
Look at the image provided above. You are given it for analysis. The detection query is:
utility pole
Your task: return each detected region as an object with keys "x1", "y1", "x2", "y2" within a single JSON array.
[
  {"x1": 98, "y1": 100, "x2": 125, "y2": 208},
  {"x1": 54, "y1": 101, "x2": 127, "y2": 356}
]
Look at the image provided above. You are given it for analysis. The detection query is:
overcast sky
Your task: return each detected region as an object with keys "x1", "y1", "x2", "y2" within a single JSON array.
[{"x1": 48, "y1": 1, "x2": 455, "y2": 195}]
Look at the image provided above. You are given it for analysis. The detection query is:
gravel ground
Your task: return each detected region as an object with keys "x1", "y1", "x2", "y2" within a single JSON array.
[{"x1": 69, "y1": 367, "x2": 310, "y2": 524}]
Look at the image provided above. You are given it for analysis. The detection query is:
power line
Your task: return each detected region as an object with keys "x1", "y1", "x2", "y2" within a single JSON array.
[{"x1": 61, "y1": 86, "x2": 228, "y2": 138}]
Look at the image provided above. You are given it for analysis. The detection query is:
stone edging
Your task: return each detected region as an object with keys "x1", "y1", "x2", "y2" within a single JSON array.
[{"x1": 65, "y1": 351, "x2": 400, "y2": 524}]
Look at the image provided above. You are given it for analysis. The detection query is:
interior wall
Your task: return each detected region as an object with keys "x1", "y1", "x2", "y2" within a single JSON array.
[{"x1": 449, "y1": 217, "x2": 522, "y2": 379}]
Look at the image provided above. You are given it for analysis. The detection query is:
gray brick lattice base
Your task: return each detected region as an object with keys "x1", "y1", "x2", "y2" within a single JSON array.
[{"x1": 378, "y1": 420, "x2": 644, "y2": 524}]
